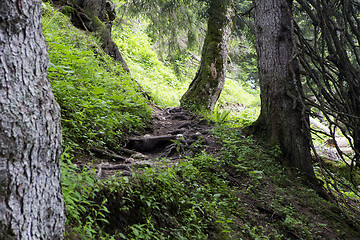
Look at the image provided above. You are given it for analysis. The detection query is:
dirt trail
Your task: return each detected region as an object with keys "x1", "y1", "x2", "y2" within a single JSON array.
[
  {"x1": 75, "y1": 106, "x2": 351, "y2": 178},
  {"x1": 80, "y1": 107, "x2": 221, "y2": 178}
]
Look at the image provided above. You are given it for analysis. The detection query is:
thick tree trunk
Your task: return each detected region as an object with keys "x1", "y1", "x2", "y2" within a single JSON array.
[
  {"x1": 180, "y1": 0, "x2": 232, "y2": 111},
  {"x1": 253, "y1": 0, "x2": 316, "y2": 179},
  {"x1": 0, "y1": 1, "x2": 65, "y2": 239}
]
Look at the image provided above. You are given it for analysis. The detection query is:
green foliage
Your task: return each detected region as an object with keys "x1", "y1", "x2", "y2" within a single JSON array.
[
  {"x1": 61, "y1": 147, "x2": 112, "y2": 239},
  {"x1": 214, "y1": 128, "x2": 360, "y2": 239},
  {"x1": 227, "y1": 39, "x2": 258, "y2": 89},
  {"x1": 42, "y1": 4, "x2": 151, "y2": 148},
  {"x1": 198, "y1": 80, "x2": 259, "y2": 128},
  {"x1": 113, "y1": 24, "x2": 193, "y2": 107},
  {"x1": 112, "y1": 7, "x2": 260, "y2": 112},
  {"x1": 116, "y1": 0, "x2": 207, "y2": 75},
  {"x1": 212, "y1": 105, "x2": 231, "y2": 124},
  {"x1": 59, "y1": 126, "x2": 360, "y2": 239},
  {"x1": 94, "y1": 153, "x2": 241, "y2": 239},
  {"x1": 217, "y1": 77, "x2": 260, "y2": 127},
  {"x1": 60, "y1": 127, "x2": 359, "y2": 239},
  {"x1": 42, "y1": 3, "x2": 360, "y2": 240}
]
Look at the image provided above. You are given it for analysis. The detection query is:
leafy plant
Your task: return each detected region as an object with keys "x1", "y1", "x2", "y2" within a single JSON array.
[
  {"x1": 212, "y1": 105, "x2": 231, "y2": 124},
  {"x1": 61, "y1": 147, "x2": 111, "y2": 239}
]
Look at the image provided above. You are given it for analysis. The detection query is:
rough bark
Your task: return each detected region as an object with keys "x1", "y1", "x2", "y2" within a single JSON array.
[
  {"x1": 252, "y1": 0, "x2": 316, "y2": 179},
  {"x1": 180, "y1": 0, "x2": 232, "y2": 111},
  {"x1": 0, "y1": 0, "x2": 65, "y2": 239}
]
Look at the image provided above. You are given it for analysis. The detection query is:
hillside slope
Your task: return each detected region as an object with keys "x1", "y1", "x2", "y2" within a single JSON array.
[{"x1": 42, "y1": 4, "x2": 360, "y2": 239}]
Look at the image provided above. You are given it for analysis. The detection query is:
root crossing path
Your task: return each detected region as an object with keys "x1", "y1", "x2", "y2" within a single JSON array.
[{"x1": 83, "y1": 107, "x2": 221, "y2": 178}]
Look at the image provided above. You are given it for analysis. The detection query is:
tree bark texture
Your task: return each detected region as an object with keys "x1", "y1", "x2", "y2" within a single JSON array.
[
  {"x1": 0, "y1": 1, "x2": 65, "y2": 239},
  {"x1": 180, "y1": 0, "x2": 232, "y2": 111},
  {"x1": 253, "y1": 0, "x2": 316, "y2": 178}
]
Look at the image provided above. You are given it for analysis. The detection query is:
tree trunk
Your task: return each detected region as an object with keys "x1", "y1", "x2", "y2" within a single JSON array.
[
  {"x1": 55, "y1": 0, "x2": 130, "y2": 72},
  {"x1": 180, "y1": 0, "x2": 232, "y2": 111},
  {"x1": 0, "y1": 1, "x2": 65, "y2": 239},
  {"x1": 252, "y1": 0, "x2": 316, "y2": 179}
]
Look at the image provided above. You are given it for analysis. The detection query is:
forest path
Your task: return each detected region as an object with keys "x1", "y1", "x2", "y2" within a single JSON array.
[
  {"x1": 76, "y1": 107, "x2": 352, "y2": 178},
  {"x1": 80, "y1": 107, "x2": 221, "y2": 178}
]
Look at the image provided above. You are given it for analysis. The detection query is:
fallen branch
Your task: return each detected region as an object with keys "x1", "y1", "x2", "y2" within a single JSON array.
[{"x1": 90, "y1": 147, "x2": 127, "y2": 162}]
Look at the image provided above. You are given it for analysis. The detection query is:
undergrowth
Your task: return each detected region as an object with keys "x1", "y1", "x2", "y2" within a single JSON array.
[
  {"x1": 61, "y1": 127, "x2": 360, "y2": 239},
  {"x1": 42, "y1": 3, "x2": 151, "y2": 148}
]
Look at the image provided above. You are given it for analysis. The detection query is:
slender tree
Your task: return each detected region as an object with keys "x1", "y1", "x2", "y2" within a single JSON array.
[
  {"x1": 0, "y1": 0, "x2": 65, "y2": 239},
  {"x1": 252, "y1": 0, "x2": 316, "y2": 179},
  {"x1": 180, "y1": 0, "x2": 233, "y2": 111}
]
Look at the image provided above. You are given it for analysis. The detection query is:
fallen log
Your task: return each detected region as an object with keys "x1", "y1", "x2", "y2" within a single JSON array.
[{"x1": 126, "y1": 134, "x2": 177, "y2": 152}]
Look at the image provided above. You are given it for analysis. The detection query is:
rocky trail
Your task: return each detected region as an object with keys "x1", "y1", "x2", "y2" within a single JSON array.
[{"x1": 75, "y1": 107, "x2": 221, "y2": 178}]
